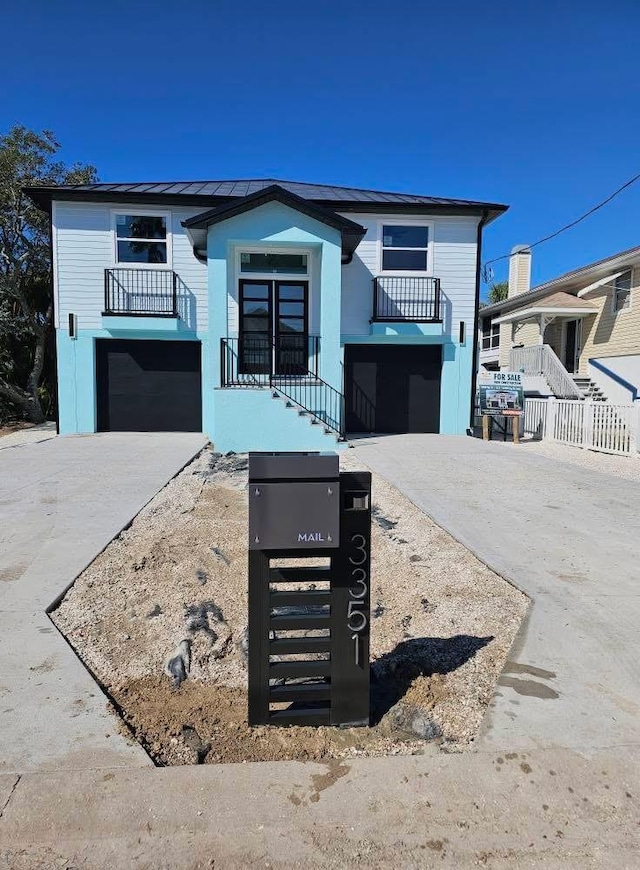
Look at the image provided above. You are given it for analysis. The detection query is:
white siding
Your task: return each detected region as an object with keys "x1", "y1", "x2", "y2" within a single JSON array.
[
  {"x1": 339, "y1": 213, "x2": 480, "y2": 336},
  {"x1": 53, "y1": 201, "x2": 208, "y2": 331}
]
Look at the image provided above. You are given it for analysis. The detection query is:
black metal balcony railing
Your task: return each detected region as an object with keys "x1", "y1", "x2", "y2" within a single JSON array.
[
  {"x1": 372, "y1": 276, "x2": 441, "y2": 322},
  {"x1": 104, "y1": 268, "x2": 178, "y2": 316},
  {"x1": 221, "y1": 336, "x2": 344, "y2": 437}
]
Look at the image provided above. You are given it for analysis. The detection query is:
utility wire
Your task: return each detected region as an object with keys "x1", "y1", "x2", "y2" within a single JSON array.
[{"x1": 482, "y1": 170, "x2": 640, "y2": 279}]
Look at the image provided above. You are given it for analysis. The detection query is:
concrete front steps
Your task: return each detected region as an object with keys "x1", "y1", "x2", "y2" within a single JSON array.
[
  {"x1": 572, "y1": 376, "x2": 608, "y2": 401},
  {"x1": 270, "y1": 387, "x2": 346, "y2": 446}
]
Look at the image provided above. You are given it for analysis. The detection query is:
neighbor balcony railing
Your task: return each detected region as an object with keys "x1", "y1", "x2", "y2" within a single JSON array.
[
  {"x1": 372, "y1": 276, "x2": 441, "y2": 322},
  {"x1": 104, "y1": 268, "x2": 178, "y2": 316}
]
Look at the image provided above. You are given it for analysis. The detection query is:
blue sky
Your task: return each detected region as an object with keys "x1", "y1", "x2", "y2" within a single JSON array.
[{"x1": 3, "y1": 0, "x2": 640, "y2": 297}]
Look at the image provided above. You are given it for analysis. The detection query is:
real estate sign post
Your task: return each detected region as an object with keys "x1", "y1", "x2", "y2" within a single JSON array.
[{"x1": 479, "y1": 371, "x2": 524, "y2": 443}]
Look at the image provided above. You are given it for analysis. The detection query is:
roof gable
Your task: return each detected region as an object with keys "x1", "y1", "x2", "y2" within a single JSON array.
[{"x1": 182, "y1": 184, "x2": 366, "y2": 236}]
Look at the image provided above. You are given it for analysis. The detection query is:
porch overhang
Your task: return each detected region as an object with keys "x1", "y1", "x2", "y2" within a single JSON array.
[{"x1": 494, "y1": 304, "x2": 597, "y2": 325}]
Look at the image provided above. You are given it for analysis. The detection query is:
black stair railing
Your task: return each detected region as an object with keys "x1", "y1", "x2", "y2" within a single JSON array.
[{"x1": 220, "y1": 336, "x2": 345, "y2": 438}]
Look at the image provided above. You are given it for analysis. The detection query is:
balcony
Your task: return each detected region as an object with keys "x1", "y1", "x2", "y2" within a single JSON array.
[
  {"x1": 104, "y1": 268, "x2": 178, "y2": 317},
  {"x1": 372, "y1": 276, "x2": 441, "y2": 323}
]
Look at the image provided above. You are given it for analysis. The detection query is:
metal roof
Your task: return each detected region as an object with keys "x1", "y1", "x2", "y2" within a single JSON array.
[
  {"x1": 482, "y1": 243, "x2": 640, "y2": 317},
  {"x1": 24, "y1": 176, "x2": 508, "y2": 219}
]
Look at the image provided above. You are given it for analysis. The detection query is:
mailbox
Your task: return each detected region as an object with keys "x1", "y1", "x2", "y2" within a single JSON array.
[
  {"x1": 248, "y1": 452, "x2": 340, "y2": 551},
  {"x1": 247, "y1": 451, "x2": 371, "y2": 728}
]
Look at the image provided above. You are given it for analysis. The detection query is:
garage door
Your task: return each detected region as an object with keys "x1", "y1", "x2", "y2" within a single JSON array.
[
  {"x1": 344, "y1": 344, "x2": 442, "y2": 434},
  {"x1": 96, "y1": 339, "x2": 202, "y2": 432}
]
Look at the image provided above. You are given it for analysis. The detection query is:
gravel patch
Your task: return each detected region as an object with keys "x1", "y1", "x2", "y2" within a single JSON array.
[
  {"x1": 51, "y1": 446, "x2": 528, "y2": 765},
  {"x1": 492, "y1": 438, "x2": 640, "y2": 482}
]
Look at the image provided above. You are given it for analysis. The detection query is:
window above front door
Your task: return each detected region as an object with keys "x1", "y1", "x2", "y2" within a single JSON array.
[{"x1": 239, "y1": 251, "x2": 309, "y2": 275}]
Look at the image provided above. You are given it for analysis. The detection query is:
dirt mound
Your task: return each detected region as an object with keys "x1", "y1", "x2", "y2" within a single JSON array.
[{"x1": 52, "y1": 447, "x2": 528, "y2": 765}]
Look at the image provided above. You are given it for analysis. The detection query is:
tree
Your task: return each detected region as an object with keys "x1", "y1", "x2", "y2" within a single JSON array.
[
  {"x1": 487, "y1": 281, "x2": 509, "y2": 304},
  {"x1": 0, "y1": 126, "x2": 97, "y2": 423}
]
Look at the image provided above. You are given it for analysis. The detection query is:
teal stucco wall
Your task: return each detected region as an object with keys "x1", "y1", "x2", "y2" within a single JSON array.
[{"x1": 206, "y1": 200, "x2": 344, "y2": 451}]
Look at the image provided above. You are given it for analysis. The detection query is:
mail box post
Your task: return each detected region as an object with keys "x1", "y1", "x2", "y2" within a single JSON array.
[{"x1": 247, "y1": 452, "x2": 371, "y2": 728}]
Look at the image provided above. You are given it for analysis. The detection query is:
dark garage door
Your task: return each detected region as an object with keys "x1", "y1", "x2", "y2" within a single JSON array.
[
  {"x1": 96, "y1": 339, "x2": 202, "y2": 432},
  {"x1": 345, "y1": 344, "x2": 442, "y2": 434}
]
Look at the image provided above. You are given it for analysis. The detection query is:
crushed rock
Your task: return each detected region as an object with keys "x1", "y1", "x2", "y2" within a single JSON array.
[{"x1": 52, "y1": 446, "x2": 528, "y2": 765}]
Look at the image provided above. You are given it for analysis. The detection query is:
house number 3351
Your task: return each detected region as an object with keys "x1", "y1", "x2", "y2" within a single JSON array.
[{"x1": 348, "y1": 533, "x2": 369, "y2": 666}]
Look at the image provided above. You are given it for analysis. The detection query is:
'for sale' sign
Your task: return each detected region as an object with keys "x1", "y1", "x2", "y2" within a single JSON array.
[{"x1": 479, "y1": 371, "x2": 524, "y2": 417}]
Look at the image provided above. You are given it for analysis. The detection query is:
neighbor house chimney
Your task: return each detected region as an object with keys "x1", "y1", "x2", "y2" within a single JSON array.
[{"x1": 508, "y1": 245, "x2": 531, "y2": 298}]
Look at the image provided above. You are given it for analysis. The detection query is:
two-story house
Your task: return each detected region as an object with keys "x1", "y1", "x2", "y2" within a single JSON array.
[
  {"x1": 480, "y1": 243, "x2": 640, "y2": 403},
  {"x1": 26, "y1": 179, "x2": 507, "y2": 451}
]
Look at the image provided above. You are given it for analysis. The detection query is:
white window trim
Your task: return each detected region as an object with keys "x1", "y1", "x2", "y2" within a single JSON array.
[
  {"x1": 230, "y1": 245, "x2": 316, "y2": 338},
  {"x1": 611, "y1": 266, "x2": 633, "y2": 315},
  {"x1": 377, "y1": 219, "x2": 434, "y2": 277},
  {"x1": 110, "y1": 208, "x2": 172, "y2": 269},
  {"x1": 235, "y1": 245, "x2": 312, "y2": 280}
]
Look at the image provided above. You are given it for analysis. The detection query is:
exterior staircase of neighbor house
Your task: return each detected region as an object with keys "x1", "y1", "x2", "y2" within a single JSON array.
[{"x1": 572, "y1": 376, "x2": 608, "y2": 402}]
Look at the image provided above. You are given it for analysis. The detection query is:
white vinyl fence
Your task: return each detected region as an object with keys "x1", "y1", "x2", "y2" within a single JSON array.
[{"x1": 524, "y1": 398, "x2": 638, "y2": 455}]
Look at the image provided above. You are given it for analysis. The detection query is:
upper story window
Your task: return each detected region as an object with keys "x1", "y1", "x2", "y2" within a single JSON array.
[
  {"x1": 239, "y1": 251, "x2": 308, "y2": 274},
  {"x1": 115, "y1": 214, "x2": 168, "y2": 264},
  {"x1": 613, "y1": 268, "x2": 633, "y2": 313},
  {"x1": 481, "y1": 317, "x2": 500, "y2": 350},
  {"x1": 380, "y1": 224, "x2": 430, "y2": 273}
]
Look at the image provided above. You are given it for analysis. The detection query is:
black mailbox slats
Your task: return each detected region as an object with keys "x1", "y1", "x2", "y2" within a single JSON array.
[
  {"x1": 269, "y1": 636, "x2": 331, "y2": 655},
  {"x1": 270, "y1": 589, "x2": 331, "y2": 607},
  {"x1": 270, "y1": 682, "x2": 331, "y2": 702},
  {"x1": 268, "y1": 566, "x2": 332, "y2": 583}
]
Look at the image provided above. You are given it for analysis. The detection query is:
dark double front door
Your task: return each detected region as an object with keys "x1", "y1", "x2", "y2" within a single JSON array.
[{"x1": 239, "y1": 279, "x2": 308, "y2": 376}]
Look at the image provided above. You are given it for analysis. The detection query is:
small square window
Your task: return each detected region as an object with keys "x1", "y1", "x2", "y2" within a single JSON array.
[
  {"x1": 381, "y1": 224, "x2": 429, "y2": 272},
  {"x1": 481, "y1": 317, "x2": 500, "y2": 350},
  {"x1": 115, "y1": 214, "x2": 168, "y2": 264}
]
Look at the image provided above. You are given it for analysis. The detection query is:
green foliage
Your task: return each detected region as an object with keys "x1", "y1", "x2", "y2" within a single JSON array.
[
  {"x1": 0, "y1": 126, "x2": 97, "y2": 423},
  {"x1": 487, "y1": 281, "x2": 509, "y2": 304}
]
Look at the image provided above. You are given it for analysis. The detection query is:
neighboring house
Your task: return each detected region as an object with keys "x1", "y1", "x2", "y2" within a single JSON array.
[
  {"x1": 26, "y1": 179, "x2": 507, "y2": 451},
  {"x1": 480, "y1": 244, "x2": 640, "y2": 403}
]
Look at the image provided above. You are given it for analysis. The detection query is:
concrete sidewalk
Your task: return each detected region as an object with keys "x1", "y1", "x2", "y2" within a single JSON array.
[
  {"x1": 352, "y1": 434, "x2": 640, "y2": 754},
  {"x1": 0, "y1": 432, "x2": 206, "y2": 773},
  {"x1": 0, "y1": 746, "x2": 637, "y2": 868}
]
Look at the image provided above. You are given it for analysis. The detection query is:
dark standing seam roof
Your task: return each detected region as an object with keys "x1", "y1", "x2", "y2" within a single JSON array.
[{"x1": 24, "y1": 177, "x2": 507, "y2": 209}]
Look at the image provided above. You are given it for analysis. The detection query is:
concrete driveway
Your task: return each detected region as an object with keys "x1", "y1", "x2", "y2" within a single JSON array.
[
  {"x1": 353, "y1": 434, "x2": 640, "y2": 754},
  {"x1": 0, "y1": 431, "x2": 206, "y2": 773},
  {"x1": 1, "y1": 432, "x2": 639, "y2": 867}
]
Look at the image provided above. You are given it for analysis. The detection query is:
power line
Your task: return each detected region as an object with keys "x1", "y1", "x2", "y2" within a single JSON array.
[{"x1": 482, "y1": 170, "x2": 640, "y2": 279}]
